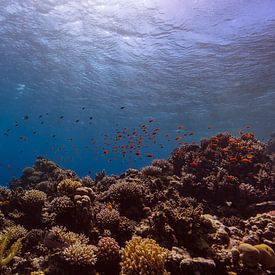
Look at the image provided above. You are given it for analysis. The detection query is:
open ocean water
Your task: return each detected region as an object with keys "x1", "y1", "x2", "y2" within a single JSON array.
[{"x1": 0, "y1": 0, "x2": 275, "y2": 185}]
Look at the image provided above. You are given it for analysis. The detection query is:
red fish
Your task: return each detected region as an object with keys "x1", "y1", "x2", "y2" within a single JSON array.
[
  {"x1": 146, "y1": 154, "x2": 153, "y2": 158},
  {"x1": 175, "y1": 136, "x2": 182, "y2": 141},
  {"x1": 190, "y1": 161, "x2": 198, "y2": 167}
]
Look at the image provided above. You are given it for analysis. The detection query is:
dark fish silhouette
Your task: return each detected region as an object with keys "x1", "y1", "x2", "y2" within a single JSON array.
[
  {"x1": 82, "y1": 107, "x2": 85, "y2": 110},
  {"x1": 24, "y1": 115, "x2": 29, "y2": 120},
  {"x1": 75, "y1": 119, "x2": 80, "y2": 123},
  {"x1": 89, "y1": 116, "x2": 93, "y2": 120},
  {"x1": 120, "y1": 106, "x2": 125, "y2": 109},
  {"x1": 59, "y1": 116, "x2": 64, "y2": 119}
]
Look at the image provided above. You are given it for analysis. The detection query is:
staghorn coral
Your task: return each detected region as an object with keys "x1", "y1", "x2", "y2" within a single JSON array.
[{"x1": 120, "y1": 236, "x2": 169, "y2": 275}]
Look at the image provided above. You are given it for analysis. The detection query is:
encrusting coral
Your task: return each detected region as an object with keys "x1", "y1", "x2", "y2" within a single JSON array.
[{"x1": 0, "y1": 133, "x2": 274, "y2": 274}]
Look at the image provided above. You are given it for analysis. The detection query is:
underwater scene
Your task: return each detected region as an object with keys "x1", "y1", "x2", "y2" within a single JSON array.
[{"x1": 0, "y1": 0, "x2": 275, "y2": 274}]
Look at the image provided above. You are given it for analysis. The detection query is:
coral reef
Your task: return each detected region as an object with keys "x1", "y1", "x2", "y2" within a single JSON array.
[{"x1": 0, "y1": 133, "x2": 274, "y2": 274}]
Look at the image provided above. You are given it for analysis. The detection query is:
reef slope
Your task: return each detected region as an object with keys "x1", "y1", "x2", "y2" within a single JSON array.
[{"x1": 0, "y1": 133, "x2": 274, "y2": 275}]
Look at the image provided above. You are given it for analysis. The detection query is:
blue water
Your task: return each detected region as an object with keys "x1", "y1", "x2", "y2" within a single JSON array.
[{"x1": 0, "y1": 0, "x2": 275, "y2": 185}]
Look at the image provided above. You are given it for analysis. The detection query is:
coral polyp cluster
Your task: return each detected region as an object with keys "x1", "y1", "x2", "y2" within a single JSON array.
[{"x1": 0, "y1": 133, "x2": 274, "y2": 274}]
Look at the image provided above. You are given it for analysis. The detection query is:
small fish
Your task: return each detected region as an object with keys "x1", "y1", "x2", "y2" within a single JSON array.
[
  {"x1": 23, "y1": 115, "x2": 29, "y2": 120},
  {"x1": 59, "y1": 116, "x2": 64, "y2": 119},
  {"x1": 175, "y1": 136, "x2": 182, "y2": 141},
  {"x1": 190, "y1": 161, "x2": 198, "y2": 167},
  {"x1": 148, "y1": 119, "x2": 155, "y2": 123},
  {"x1": 246, "y1": 154, "x2": 254, "y2": 159},
  {"x1": 41, "y1": 121, "x2": 44, "y2": 124},
  {"x1": 82, "y1": 107, "x2": 85, "y2": 110},
  {"x1": 103, "y1": 149, "x2": 109, "y2": 155},
  {"x1": 52, "y1": 135, "x2": 56, "y2": 138},
  {"x1": 220, "y1": 148, "x2": 229, "y2": 153},
  {"x1": 120, "y1": 106, "x2": 125, "y2": 109},
  {"x1": 226, "y1": 175, "x2": 234, "y2": 182},
  {"x1": 229, "y1": 157, "x2": 238, "y2": 162},
  {"x1": 210, "y1": 143, "x2": 218, "y2": 148},
  {"x1": 33, "y1": 131, "x2": 37, "y2": 134},
  {"x1": 89, "y1": 116, "x2": 93, "y2": 120},
  {"x1": 75, "y1": 119, "x2": 80, "y2": 123},
  {"x1": 146, "y1": 154, "x2": 153, "y2": 158},
  {"x1": 240, "y1": 158, "x2": 252, "y2": 164},
  {"x1": 135, "y1": 151, "x2": 141, "y2": 156}
]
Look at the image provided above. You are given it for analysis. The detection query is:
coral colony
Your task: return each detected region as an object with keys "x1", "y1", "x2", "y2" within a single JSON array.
[{"x1": 0, "y1": 132, "x2": 274, "y2": 274}]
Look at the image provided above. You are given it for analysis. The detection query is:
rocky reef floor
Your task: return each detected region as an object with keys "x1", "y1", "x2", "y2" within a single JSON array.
[{"x1": 0, "y1": 132, "x2": 274, "y2": 275}]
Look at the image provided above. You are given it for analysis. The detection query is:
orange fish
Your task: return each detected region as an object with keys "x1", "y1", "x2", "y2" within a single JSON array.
[
  {"x1": 220, "y1": 148, "x2": 229, "y2": 153},
  {"x1": 240, "y1": 158, "x2": 252, "y2": 164},
  {"x1": 229, "y1": 157, "x2": 238, "y2": 162},
  {"x1": 242, "y1": 133, "x2": 254, "y2": 140},
  {"x1": 226, "y1": 175, "x2": 234, "y2": 182},
  {"x1": 246, "y1": 154, "x2": 254, "y2": 159},
  {"x1": 175, "y1": 136, "x2": 182, "y2": 141},
  {"x1": 103, "y1": 150, "x2": 109, "y2": 155}
]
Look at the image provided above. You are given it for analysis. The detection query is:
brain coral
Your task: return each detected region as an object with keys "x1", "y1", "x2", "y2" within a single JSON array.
[{"x1": 120, "y1": 236, "x2": 169, "y2": 275}]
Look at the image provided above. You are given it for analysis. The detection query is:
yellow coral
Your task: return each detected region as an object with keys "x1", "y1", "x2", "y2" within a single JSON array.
[
  {"x1": 254, "y1": 244, "x2": 275, "y2": 269},
  {"x1": 22, "y1": 190, "x2": 47, "y2": 207},
  {"x1": 57, "y1": 179, "x2": 82, "y2": 194},
  {"x1": 0, "y1": 230, "x2": 22, "y2": 266},
  {"x1": 120, "y1": 236, "x2": 169, "y2": 275},
  {"x1": 30, "y1": 272, "x2": 45, "y2": 275},
  {"x1": 62, "y1": 243, "x2": 97, "y2": 266}
]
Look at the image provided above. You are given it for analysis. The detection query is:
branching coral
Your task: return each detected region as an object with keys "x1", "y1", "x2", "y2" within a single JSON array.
[
  {"x1": 96, "y1": 237, "x2": 120, "y2": 271},
  {"x1": 62, "y1": 243, "x2": 97, "y2": 266},
  {"x1": 120, "y1": 236, "x2": 169, "y2": 275},
  {"x1": 57, "y1": 179, "x2": 82, "y2": 195},
  {"x1": 21, "y1": 190, "x2": 47, "y2": 208},
  {"x1": 48, "y1": 226, "x2": 89, "y2": 246}
]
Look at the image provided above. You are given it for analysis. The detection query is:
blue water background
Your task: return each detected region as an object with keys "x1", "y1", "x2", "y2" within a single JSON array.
[{"x1": 0, "y1": 0, "x2": 275, "y2": 185}]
